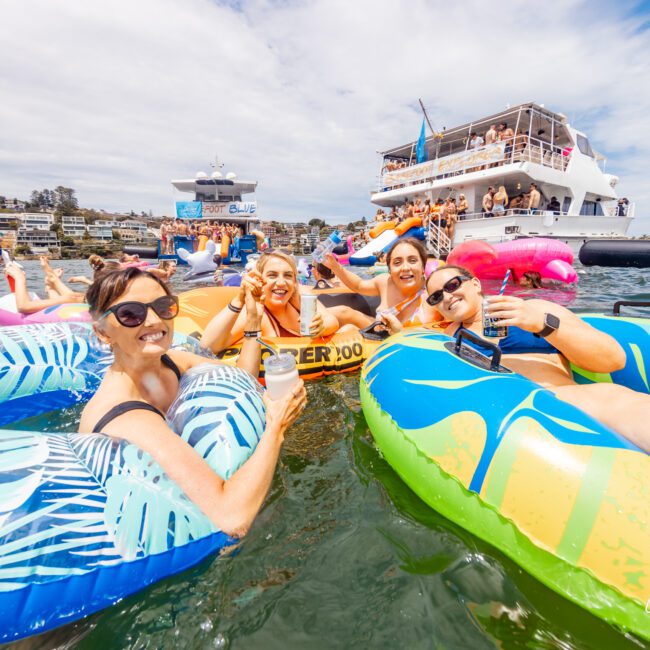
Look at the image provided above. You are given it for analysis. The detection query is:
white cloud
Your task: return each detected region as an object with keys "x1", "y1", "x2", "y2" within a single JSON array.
[{"x1": 0, "y1": 0, "x2": 649, "y2": 231}]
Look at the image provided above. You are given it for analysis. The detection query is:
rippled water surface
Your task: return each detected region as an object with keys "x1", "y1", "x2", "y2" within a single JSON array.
[{"x1": 6, "y1": 259, "x2": 650, "y2": 649}]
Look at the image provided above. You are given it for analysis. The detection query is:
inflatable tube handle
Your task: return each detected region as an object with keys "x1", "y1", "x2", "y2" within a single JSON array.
[
  {"x1": 612, "y1": 300, "x2": 650, "y2": 316},
  {"x1": 454, "y1": 329, "x2": 502, "y2": 371}
]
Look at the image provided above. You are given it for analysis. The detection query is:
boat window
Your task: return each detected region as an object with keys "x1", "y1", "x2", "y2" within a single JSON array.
[
  {"x1": 579, "y1": 200, "x2": 604, "y2": 216},
  {"x1": 576, "y1": 134, "x2": 595, "y2": 158}
]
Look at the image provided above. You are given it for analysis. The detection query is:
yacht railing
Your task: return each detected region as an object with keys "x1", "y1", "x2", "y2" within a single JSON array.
[
  {"x1": 454, "y1": 205, "x2": 634, "y2": 221},
  {"x1": 376, "y1": 135, "x2": 571, "y2": 192},
  {"x1": 427, "y1": 222, "x2": 451, "y2": 258}
]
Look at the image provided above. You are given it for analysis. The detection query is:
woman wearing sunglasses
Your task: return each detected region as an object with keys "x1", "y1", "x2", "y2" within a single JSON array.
[
  {"x1": 424, "y1": 265, "x2": 650, "y2": 451},
  {"x1": 321, "y1": 238, "x2": 439, "y2": 331},
  {"x1": 201, "y1": 250, "x2": 340, "y2": 351},
  {"x1": 79, "y1": 267, "x2": 307, "y2": 536}
]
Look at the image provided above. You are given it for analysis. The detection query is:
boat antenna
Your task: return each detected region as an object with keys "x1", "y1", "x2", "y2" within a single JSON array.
[
  {"x1": 418, "y1": 98, "x2": 437, "y2": 136},
  {"x1": 418, "y1": 98, "x2": 443, "y2": 159},
  {"x1": 210, "y1": 155, "x2": 224, "y2": 170}
]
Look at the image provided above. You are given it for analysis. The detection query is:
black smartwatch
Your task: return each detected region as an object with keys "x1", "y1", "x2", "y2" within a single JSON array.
[{"x1": 534, "y1": 313, "x2": 560, "y2": 338}]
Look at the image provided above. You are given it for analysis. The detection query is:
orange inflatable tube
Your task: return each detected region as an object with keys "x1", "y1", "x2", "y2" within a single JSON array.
[
  {"x1": 394, "y1": 216, "x2": 422, "y2": 236},
  {"x1": 175, "y1": 286, "x2": 444, "y2": 381},
  {"x1": 197, "y1": 235, "x2": 209, "y2": 252},
  {"x1": 369, "y1": 220, "x2": 397, "y2": 239}
]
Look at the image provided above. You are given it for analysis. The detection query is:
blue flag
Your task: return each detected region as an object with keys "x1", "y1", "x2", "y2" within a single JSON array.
[{"x1": 416, "y1": 119, "x2": 427, "y2": 164}]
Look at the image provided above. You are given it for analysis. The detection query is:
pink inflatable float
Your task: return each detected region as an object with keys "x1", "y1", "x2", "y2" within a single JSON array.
[
  {"x1": 333, "y1": 235, "x2": 356, "y2": 266},
  {"x1": 447, "y1": 238, "x2": 578, "y2": 284},
  {"x1": 0, "y1": 296, "x2": 91, "y2": 326}
]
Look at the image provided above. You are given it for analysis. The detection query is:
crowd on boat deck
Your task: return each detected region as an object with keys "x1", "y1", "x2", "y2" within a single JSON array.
[
  {"x1": 382, "y1": 122, "x2": 568, "y2": 175},
  {"x1": 159, "y1": 218, "x2": 244, "y2": 254}
]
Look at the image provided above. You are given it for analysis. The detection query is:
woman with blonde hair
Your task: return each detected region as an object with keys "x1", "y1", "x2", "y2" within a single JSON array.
[
  {"x1": 201, "y1": 250, "x2": 340, "y2": 351},
  {"x1": 492, "y1": 185, "x2": 508, "y2": 214}
]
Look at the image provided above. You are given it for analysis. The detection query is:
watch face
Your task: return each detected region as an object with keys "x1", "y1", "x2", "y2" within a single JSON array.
[{"x1": 546, "y1": 313, "x2": 560, "y2": 329}]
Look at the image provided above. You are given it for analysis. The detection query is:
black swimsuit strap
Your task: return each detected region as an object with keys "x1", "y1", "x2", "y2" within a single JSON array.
[
  {"x1": 161, "y1": 353, "x2": 181, "y2": 380},
  {"x1": 92, "y1": 401, "x2": 165, "y2": 434},
  {"x1": 92, "y1": 355, "x2": 181, "y2": 433}
]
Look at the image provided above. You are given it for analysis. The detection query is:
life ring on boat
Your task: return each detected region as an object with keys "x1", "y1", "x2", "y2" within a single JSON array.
[
  {"x1": 394, "y1": 216, "x2": 422, "y2": 236},
  {"x1": 361, "y1": 317, "x2": 650, "y2": 641},
  {"x1": 369, "y1": 220, "x2": 397, "y2": 238},
  {"x1": 0, "y1": 353, "x2": 265, "y2": 642},
  {"x1": 448, "y1": 237, "x2": 578, "y2": 284}
]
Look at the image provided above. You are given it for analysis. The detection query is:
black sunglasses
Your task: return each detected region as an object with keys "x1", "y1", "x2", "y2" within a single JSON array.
[
  {"x1": 101, "y1": 295, "x2": 179, "y2": 327},
  {"x1": 426, "y1": 275, "x2": 471, "y2": 306}
]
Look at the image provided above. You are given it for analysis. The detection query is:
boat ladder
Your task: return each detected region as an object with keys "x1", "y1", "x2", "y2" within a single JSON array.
[{"x1": 426, "y1": 223, "x2": 451, "y2": 259}]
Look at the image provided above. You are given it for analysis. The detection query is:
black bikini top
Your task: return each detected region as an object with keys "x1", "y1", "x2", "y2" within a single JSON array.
[{"x1": 91, "y1": 354, "x2": 181, "y2": 433}]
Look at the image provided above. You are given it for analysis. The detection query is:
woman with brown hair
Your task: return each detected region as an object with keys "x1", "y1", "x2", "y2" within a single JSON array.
[
  {"x1": 201, "y1": 250, "x2": 340, "y2": 351},
  {"x1": 79, "y1": 267, "x2": 306, "y2": 537},
  {"x1": 322, "y1": 238, "x2": 439, "y2": 330}
]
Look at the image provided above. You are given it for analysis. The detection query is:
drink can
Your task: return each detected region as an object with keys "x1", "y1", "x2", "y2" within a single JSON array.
[
  {"x1": 483, "y1": 298, "x2": 508, "y2": 338},
  {"x1": 300, "y1": 294, "x2": 318, "y2": 337}
]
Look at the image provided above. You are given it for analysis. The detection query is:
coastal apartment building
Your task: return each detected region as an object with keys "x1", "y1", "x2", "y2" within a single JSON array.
[
  {"x1": 86, "y1": 224, "x2": 113, "y2": 240},
  {"x1": 16, "y1": 228, "x2": 59, "y2": 253},
  {"x1": 102, "y1": 220, "x2": 147, "y2": 236},
  {"x1": 61, "y1": 215, "x2": 87, "y2": 238},
  {"x1": 22, "y1": 213, "x2": 55, "y2": 230}
]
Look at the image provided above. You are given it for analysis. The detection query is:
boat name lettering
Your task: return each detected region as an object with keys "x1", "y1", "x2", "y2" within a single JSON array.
[{"x1": 176, "y1": 201, "x2": 257, "y2": 219}]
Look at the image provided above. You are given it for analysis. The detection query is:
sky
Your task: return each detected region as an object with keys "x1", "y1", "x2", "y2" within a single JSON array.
[{"x1": 1, "y1": 0, "x2": 649, "y2": 232}]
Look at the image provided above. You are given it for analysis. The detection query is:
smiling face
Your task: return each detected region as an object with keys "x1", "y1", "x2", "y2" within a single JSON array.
[
  {"x1": 260, "y1": 256, "x2": 297, "y2": 307},
  {"x1": 426, "y1": 267, "x2": 482, "y2": 322},
  {"x1": 387, "y1": 242, "x2": 425, "y2": 293},
  {"x1": 95, "y1": 275, "x2": 174, "y2": 359}
]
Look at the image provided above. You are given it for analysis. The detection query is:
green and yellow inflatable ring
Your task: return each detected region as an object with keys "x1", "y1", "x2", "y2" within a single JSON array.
[{"x1": 360, "y1": 314, "x2": 650, "y2": 640}]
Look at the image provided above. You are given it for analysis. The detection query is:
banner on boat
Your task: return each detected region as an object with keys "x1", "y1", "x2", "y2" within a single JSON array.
[
  {"x1": 382, "y1": 142, "x2": 506, "y2": 187},
  {"x1": 176, "y1": 201, "x2": 257, "y2": 219}
]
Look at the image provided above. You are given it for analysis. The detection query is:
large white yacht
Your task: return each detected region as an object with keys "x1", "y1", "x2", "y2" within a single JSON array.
[
  {"x1": 169, "y1": 159, "x2": 261, "y2": 263},
  {"x1": 370, "y1": 102, "x2": 633, "y2": 255}
]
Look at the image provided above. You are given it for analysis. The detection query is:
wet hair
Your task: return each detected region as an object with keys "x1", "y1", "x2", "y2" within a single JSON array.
[
  {"x1": 86, "y1": 267, "x2": 172, "y2": 319},
  {"x1": 315, "y1": 263, "x2": 334, "y2": 280},
  {"x1": 522, "y1": 271, "x2": 543, "y2": 289},
  {"x1": 386, "y1": 237, "x2": 427, "y2": 269},
  {"x1": 159, "y1": 260, "x2": 176, "y2": 270}
]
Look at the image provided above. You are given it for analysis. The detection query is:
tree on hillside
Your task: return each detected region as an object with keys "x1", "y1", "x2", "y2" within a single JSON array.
[
  {"x1": 308, "y1": 218, "x2": 326, "y2": 229},
  {"x1": 53, "y1": 186, "x2": 79, "y2": 216}
]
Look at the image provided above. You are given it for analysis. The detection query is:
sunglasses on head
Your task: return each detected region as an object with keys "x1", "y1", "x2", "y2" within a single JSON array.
[
  {"x1": 426, "y1": 275, "x2": 471, "y2": 306},
  {"x1": 101, "y1": 295, "x2": 179, "y2": 327}
]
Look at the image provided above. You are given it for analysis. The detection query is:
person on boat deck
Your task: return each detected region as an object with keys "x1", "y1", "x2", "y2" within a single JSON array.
[
  {"x1": 201, "y1": 250, "x2": 340, "y2": 352},
  {"x1": 321, "y1": 238, "x2": 440, "y2": 330},
  {"x1": 4, "y1": 258, "x2": 86, "y2": 314},
  {"x1": 79, "y1": 267, "x2": 307, "y2": 537},
  {"x1": 414, "y1": 264, "x2": 650, "y2": 452}
]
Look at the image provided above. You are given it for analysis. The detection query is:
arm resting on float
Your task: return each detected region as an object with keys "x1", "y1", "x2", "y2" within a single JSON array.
[
  {"x1": 542, "y1": 304, "x2": 626, "y2": 373},
  {"x1": 101, "y1": 409, "x2": 285, "y2": 538},
  {"x1": 489, "y1": 297, "x2": 626, "y2": 374}
]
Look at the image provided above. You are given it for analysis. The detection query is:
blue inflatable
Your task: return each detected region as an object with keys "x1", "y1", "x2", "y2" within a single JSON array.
[{"x1": 0, "y1": 323, "x2": 266, "y2": 641}]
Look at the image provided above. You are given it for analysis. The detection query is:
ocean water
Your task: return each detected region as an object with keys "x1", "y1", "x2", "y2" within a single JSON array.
[{"x1": 5, "y1": 259, "x2": 650, "y2": 650}]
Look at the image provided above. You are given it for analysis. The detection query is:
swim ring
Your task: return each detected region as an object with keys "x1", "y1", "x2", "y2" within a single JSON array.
[
  {"x1": 0, "y1": 300, "x2": 91, "y2": 326},
  {"x1": 332, "y1": 235, "x2": 356, "y2": 265},
  {"x1": 360, "y1": 316, "x2": 650, "y2": 640},
  {"x1": 175, "y1": 286, "x2": 441, "y2": 380},
  {"x1": 447, "y1": 238, "x2": 578, "y2": 284},
  {"x1": 0, "y1": 363, "x2": 265, "y2": 641}
]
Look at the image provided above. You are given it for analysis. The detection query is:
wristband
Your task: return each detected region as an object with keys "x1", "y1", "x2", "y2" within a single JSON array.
[
  {"x1": 228, "y1": 302, "x2": 243, "y2": 313},
  {"x1": 243, "y1": 330, "x2": 261, "y2": 338}
]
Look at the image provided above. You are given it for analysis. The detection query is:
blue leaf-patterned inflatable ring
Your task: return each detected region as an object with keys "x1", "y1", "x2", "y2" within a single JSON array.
[{"x1": 0, "y1": 323, "x2": 265, "y2": 641}]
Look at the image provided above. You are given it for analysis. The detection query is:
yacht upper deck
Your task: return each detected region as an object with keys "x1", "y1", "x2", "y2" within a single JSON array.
[{"x1": 372, "y1": 102, "x2": 604, "y2": 195}]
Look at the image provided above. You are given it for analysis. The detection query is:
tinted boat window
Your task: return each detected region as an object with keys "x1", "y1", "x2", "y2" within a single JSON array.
[{"x1": 576, "y1": 134, "x2": 595, "y2": 158}]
